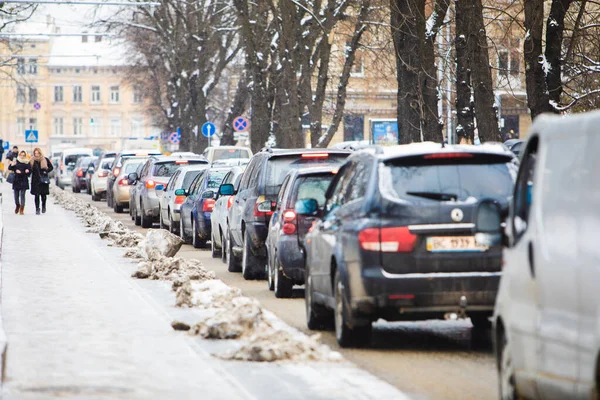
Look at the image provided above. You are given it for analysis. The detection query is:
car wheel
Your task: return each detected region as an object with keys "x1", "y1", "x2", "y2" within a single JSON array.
[
  {"x1": 334, "y1": 269, "x2": 372, "y2": 348},
  {"x1": 134, "y1": 202, "x2": 141, "y2": 226},
  {"x1": 159, "y1": 207, "x2": 168, "y2": 230},
  {"x1": 114, "y1": 202, "x2": 124, "y2": 214},
  {"x1": 87, "y1": 184, "x2": 92, "y2": 195},
  {"x1": 180, "y1": 217, "x2": 191, "y2": 244},
  {"x1": 227, "y1": 231, "x2": 241, "y2": 273},
  {"x1": 169, "y1": 211, "x2": 178, "y2": 234},
  {"x1": 266, "y1": 251, "x2": 274, "y2": 291},
  {"x1": 140, "y1": 202, "x2": 152, "y2": 228},
  {"x1": 305, "y1": 263, "x2": 332, "y2": 330},
  {"x1": 242, "y1": 230, "x2": 262, "y2": 280},
  {"x1": 211, "y1": 231, "x2": 221, "y2": 258},
  {"x1": 221, "y1": 232, "x2": 227, "y2": 264},
  {"x1": 107, "y1": 191, "x2": 113, "y2": 208},
  {"x1": 72, "y1": 185, "x2": 79, "y2": 193},
  {"x1": 498, "y1": 330, "x2": 518, "y2": 400},
  {"x1": 471, "y1": 314, "x2": 493, "y2": 331},
  {"x1": 191, "y1": 218, "x2": 206, "y2": 248},
  {"x1": 274, "y1": 257, "x2": 293, "y2": 298}
]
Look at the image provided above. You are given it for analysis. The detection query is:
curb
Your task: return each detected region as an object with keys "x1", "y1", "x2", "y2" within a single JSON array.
[{"x1": 0, "y1": 191, "x2": 7, "y2": 384}]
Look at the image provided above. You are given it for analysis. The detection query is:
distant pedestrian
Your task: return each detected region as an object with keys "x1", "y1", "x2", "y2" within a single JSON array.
[
  {"x1": 30, "y1": 147, "x2": 53, "y2": 215},
  {"x1": 8, "y1": 150, "x2": 30, "y2": 215},
  {"x1": 6, "y1": 145, "x2": 18, "y2": 162}
]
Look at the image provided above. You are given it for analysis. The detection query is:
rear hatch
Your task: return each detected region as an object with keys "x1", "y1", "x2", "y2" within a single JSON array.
[
  {"x1": 151, "y1": 159, "x2": 208, "y2": 186},
  {"x1": 376, "y1": 151, "x2": 516, "y2": 275},
  {"x1": 63, "y1": 154, "x2": 90, "y2": 179}
]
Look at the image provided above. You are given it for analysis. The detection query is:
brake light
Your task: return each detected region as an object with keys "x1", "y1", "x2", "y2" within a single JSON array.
[
  {"x1": 202, "y1": 199, "x2": 215, "y2": 212},
  {"x1": 175, "y1": 160, "x2": 189, "y2": 165},
  {"x1": 254, "y1": 196, "x2": 274, "y2": 217},
  {"x1": 227, "y1": 196, "x2": 235, "y2": 210},
  {"x1": 76, "y1": 169, "x2": 84, "y2": 177},
  {"x1": 423, "y1": 153, "x2": 474, "y2": 159},
  {"x1": 118, "y1": 178, "x2": 129, "y2": 186},
  {"x1": 113, "y1": 167, "x2": 121, "y2": 177},
  {"x1": 359, "y1": 227, "x2": 417, "y2": 252},
  {"x1": 282, "y1": 209, "x2": 297, "y2": 235},
  {"x1": 145, "y1": 179, "x2": 156, "y2": 189},
  {"x1": 175, "y1": 195, "x2": 186, "y2": 205},
  {"x1": 388, "y1": 294, "x2": 415, "y2": 300},
  {"x1": 283, "y1": 223, "x2": 296, "y2": 235},
  {"x1": 283, "y1": 210, "x2": 296, "y2": 222},
  {"x1": 98, "y1": 171, "x2": 109, "y2": 178},
  {"x1": 301, "y1": 153, "x2": 329, "y2": 159},
  {"x1": 60, "y1": 162, "x2": 64, "y2": 172}
]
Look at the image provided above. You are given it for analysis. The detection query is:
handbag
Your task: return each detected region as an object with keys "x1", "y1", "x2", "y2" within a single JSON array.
[
  {"x1": 40, "y1": 175, "x2": 50, "y2": 185},
  {"x1": 6, "y1": 172, "x2": 15, "y2": 184}
]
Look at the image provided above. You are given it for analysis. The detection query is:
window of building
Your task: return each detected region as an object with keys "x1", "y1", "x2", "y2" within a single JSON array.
[
  {"x1": 110, "y1": 86, "x2": 120, "y2": 103},
  {"x1": 28, "y1": 58, "x2": 37, "y2": 75},
  {"x1": 131, "y1": 117, "x2": 143, "y2": 137},
  {"x1": 53, "y1": 117, "x2": 64, "y2": 136},
  {"x1": 90, "y1": 116, "x2": 101, "y2": 137},
  {"x1": 73, "y1": 85, "x2": 82, "y2": 103},
  {"x1": 110, "y1": 118, "x2": 121, "y2": 136},
  {"x1": 133, "y1": 88, "x2": 143, "y2": 104},
  {"x1": 499, "y1": 38, "x2": 521, "y2": 79},
  {"x1": 16, "y1": 117, "x2": 25, "y2": 137},
  {"x1": 91, "y1": 85, "x2": 101, "y2": 103},
  {"x1": 28, "y1": 88, "x2": 37, "y2": 104},
  {"x1": 82, "y1": 35, "x2": 88, "y2": 43},
  {"x1": 16, "y1": 58, "x2": 25, "y2": 75},
  {"x1": 346, "y1": 42, "x2": 364, "y2": 76},
  {"x1": 54, "y1": 86, "x2": 64, "y2": 103},
  {"x1": 28, "y1": 117, "x2": 37, "y2": 130},
  {"x1": 73, "y1": 117, "x2": 83, "y2": 136},
  {"x1": 16, "y1": 86, "x2": 25, "y2": 104},
  {"x1": 95, "y1": 36, "x2": 102, "y2": 43},
  {"x1": 510, "y1": 39, "x2": 520, "y2": 77}
]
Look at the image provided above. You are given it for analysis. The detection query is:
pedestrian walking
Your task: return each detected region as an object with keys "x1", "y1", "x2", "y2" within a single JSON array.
[
  {"x1": 8, "y1": 150, "x2": 30, "y2": 215},
  {"x1": 6, "y1": 145, "x2": 18, "y2": 162},
  {"x1": 30, "y1": 147, "x2": 53, "y2": 215}
]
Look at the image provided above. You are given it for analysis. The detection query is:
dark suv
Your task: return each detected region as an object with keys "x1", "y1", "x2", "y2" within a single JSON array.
[
  {"x1": 302, "y1": 143, "x2": 517, "y2": 347},
  {"x1": 225, "y1": 148, "x2": 350, "y2": 280},
  {"x1": 266, "y1": 167, "x2": 337, "y2": 298}
]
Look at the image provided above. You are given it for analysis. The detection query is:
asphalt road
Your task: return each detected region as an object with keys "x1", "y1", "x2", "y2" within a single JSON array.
[{"x1": 73, "y1": 191, "x2": 499, "y2": 400}]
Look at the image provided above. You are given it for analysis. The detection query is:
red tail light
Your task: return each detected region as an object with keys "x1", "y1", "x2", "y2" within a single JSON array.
[
  {"x1": 202, "y1": 199, "x2": 215, "y2": 212},
  {"x1": 227, "y1": 196, "x2": 235, "y2": 210},
  {"x1": 118, "y1": 178, "x2": 129, "y2": 186},
  {"x1": 76, "y1": 169, "x2": 84, "y2": 177},
  {"x1": 283, "y1": 210, "x2": 296, "y2": 222},
  {"x1": 423, "y1": 153, "x2": 473, "y2": 159},
  {"x1": 301, "y1": 153, "x2": 329, "y2": 159},
  {"x1": 359, "y1": 226, "x2": 417, "y2": 252},
  {"x1": 174, "y1": 195, "x2": 186, "y2": 205},
  {"x1": 145, "y1": 179, "x2": 156, "y2": 189},
  {"x1": 283, "y1": 223, "x2": 296, "y2": 235},
  {"x1": 113, "y1": 167, "x2": 121, "y2": 177},
  {"x1": 282, "y1": 209, "x2": 297, "y2": 235},
  {"x1": 98, "y1": 171, "x2": 108, "y2": 178},
  {"x1": 254, "y1": 198, "x2": 275, "y2": 217}
]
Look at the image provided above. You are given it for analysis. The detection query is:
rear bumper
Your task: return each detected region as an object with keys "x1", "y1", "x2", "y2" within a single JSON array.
[
  {"x1": 349, "y1": 266, "x2": 501, "y2": 321},
  {"x1": 114, "y1": 186, "x2": 131, "y2": 206},
  {"x1": 197, "y1": 212, "x2": 212, "y2": 239},
  {"x1": 277, "y1": 237, "x2": 305, "y2": 282},
  {"x1": 245, "y1": 222, "x2": 269, "y2": 258},
  {"x1": 142, "y1": 195, "x2": 160, "y2": 218},
  {"x1": 92, "y1": 178, "x2": 107, "y2": 193}
]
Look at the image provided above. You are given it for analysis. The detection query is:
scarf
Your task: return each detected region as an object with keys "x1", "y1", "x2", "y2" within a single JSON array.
[
  {"x1": 31, "y1": 154, "x2": 48, "y2": 169},
  {"x1": 17, "y1": 156, "x2": 28, "y2": 164}
]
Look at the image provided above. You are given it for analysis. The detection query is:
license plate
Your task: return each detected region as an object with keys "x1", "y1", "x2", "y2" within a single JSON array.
[{"x1": 426, "y1": 236, "x2": 488, "y2": 252}]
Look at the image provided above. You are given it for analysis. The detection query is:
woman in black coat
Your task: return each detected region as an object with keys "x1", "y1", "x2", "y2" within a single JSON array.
[
  {"x1": 30, "y1": 147, "x2": 54, "y2": 215},
  {"x1": 8, "y1": 150, "x2": 31, "y2": 215}
]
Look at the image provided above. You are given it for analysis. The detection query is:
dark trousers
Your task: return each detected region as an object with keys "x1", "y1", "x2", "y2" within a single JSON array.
[
  {"x1": 13, "y1": 189, "x2": 26, "y2": 206},
  {"x1": 34, "y1": 194, "x2": 47, "y2": 210}
]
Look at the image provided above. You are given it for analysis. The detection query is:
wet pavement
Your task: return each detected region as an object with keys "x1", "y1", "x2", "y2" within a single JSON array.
[{"x1": 70, "y1": 191, "x2": 499, "y2": 400}]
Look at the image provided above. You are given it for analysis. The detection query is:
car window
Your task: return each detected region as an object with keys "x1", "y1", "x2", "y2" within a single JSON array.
[
  {"x1": 247, "y1": 159, "x2": 263, "y2": 188},
  {"x1": 239, "y1": 157, "x2": 259, "y2": 190},
  {"x1": 343, "y1": 161, "x2": 370, "y2": 203},
  {"x1": 222, "y1": 171, "x2": 233, "y2": 185},
  {"x1": 139, "y1": 161, "x2": 151, "y2": 177},
  {"x1": 291, "y1": 174, "x2": 335, "y2": 208},
  {"x1": 513, "y1": 139, "x2": 538, "y2": 242},
  {"x1": 189, "y1": 172, "x2": 205, "y2": 195},
  {"x1": 277, "y1": 175, "x2": 291, "y2": 209},
  {"x1": 212, "y1": 148, "x2": 251, "y2": 161},
  {"x1": 101, "y1": 159, "x2": 114, "y2": 170},
  {"x1": 324, "y1": 163, "x2": 355, "y2": 214},
  {"x1": 207, "y1": 170, "x2": 228, "y2": 190},
  {"x1": 182, "y1": 170, "x2": 203, "y2": 190},
  {"x1": 168, "y1": 170, "x2": 180, "y2": 190},
  {"x1": 233, "y1": 172, "x2": 244, "y2": 189},
  {"x1": 124, "y1": 162, "x2": 142, "y2": 175}
]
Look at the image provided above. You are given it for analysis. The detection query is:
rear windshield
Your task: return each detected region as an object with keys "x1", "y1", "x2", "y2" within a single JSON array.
[
  {"x1": 383, "y1": 157, "x2": 516, "y2": 201},
  {"x1": 101, "y1": 159, "x2": 114, "y2": 170},
  {"x1": 213, "y1": 148, "x2": 251, "y2": 161},
  {"x1": 65, "y1": 154, "x2": 88, "y2": 168},
  {"x1": 291, "y1": 175, "x2": 335, "y2": 207},
  {"x1": 182, "y1": 170, "x2": 204, "y2": 190},
  {"x1": 265, "y1": 154, "x2": 347, "y2": 195},
  {"x1": 152, "y1": 161, "x2": 205, "y2": 177},
  {"x1": 123, "y1": 162, "x2": 142, "y2": 174},
  {"x1": 207, "y1": 170, "x2": 228, "y2": 189}
]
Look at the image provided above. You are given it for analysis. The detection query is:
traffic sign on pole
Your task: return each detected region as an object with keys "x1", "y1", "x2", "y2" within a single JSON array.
[
  {"x1": 25, "y1": 130, "x2": 39, "y2": 143},
  {"x1": 169, "y1": 131, "x2": 180, "y2": 144},
  {"x1": 201, "y1": 122, "x2": 216, "y2": 138},
  {"x1": 33, "y1": 102, "x2": 41, "y2": 110},
  {"x1": 233, "y1": 116, "x2": 249, "y2": 132},
  {"x1": 2, "y1": 141, "x2": 9, "y2": 151}
]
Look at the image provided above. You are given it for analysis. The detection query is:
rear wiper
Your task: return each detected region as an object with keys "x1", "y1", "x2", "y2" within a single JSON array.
[{"x1": 406, "y1": 191, "x2": 458, "y2": 201}]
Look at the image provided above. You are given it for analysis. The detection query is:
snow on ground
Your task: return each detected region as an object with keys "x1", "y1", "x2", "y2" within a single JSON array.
[{"x1": 52, "y1": 187, "x2": 343, "y2": 364}]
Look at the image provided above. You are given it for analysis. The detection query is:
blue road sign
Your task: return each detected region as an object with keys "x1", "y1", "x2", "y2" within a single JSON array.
[
  {"x1": 202, "y1": 122, "x2": 216, "y2": 138},
  {"x1": 3, "y1": 141, "x2": 9, "y2": 151},
  {"x1": 25, "y1": 130, "x2": 39, "y2": 143},
  {"x1": 233, "y1": 116, "x2": 249, "y2": 132},
  {"x1": 169, "y1": 131, "x2": 180, "y2": 144}
]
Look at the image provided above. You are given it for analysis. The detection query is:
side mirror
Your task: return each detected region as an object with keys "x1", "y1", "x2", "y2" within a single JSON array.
[
  {"x1": 295, "y1": 198, "x2": 319, "y2": 216},
  {"x1": 219, "y1": 183, "x2": 235, "y2": 196},
  {"x1": 88, "y1": 167, "x2": 95, "y2": 174},
  {"x1": 128, "y1": 172, "x2": 138, "y2": 184},
  {"x1": 174, "y1": 189, "x2": 187, "y2": 196},
  {"x1": 202, "y1": 190, "x2": 215, "y2": 199},
  {"x1": 473, "y1": 200, "x2": 504, "y2": 247},
  {"x1": 155, "y1": 184, "x2": 165, "y2": 191}
]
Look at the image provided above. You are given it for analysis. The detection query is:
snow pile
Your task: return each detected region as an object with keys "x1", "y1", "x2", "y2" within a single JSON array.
[
  {"x1": 176, "y1": 279, "x2": 241, "y2": 308},
  {"x1": 125, "y1": 229, "x2": 182, "y2": 259},
  {"x1": 132, "y1": 256, "x2": 215, "y2": 281},
  {"x1": 190, "y1": 297, "x2": 264, "y2": 339}
]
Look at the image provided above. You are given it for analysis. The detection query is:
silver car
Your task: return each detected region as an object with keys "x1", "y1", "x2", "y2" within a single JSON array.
[
  {"x1": 90, "y1": 157, "x2": 115, "y2": 201},
  {"x1": 156, "y1": 164, "x2": 209, "y2": 234}
]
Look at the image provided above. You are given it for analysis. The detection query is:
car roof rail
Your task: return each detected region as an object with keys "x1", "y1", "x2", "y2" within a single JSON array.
[{"x1": 260, "y1": 146, "x2": 274, "y2": 153}]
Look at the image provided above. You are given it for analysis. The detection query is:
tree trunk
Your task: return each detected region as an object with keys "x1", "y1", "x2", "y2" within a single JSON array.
[
  {"x1": 545, "y1": 0, "x2": 573, "y2": 107},
  {"x1": 469, "y1": 0, "x2": 500, "y2": 142},
  {"x1": 524, "y1": 0, "x2": 553, "y2": 119},
  {"x1": 221, "y1": 74, "x2": 250, "y2": 146},
  {"x1": 454, "y1": 0, "x2": 474, "y2": 143}
]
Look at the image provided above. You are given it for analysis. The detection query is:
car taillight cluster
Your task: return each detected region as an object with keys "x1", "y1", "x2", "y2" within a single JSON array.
[
  {"x1": 113, "y1": 167, "x2": 121, "y2": 177},
  {"x1": 174, "y1": 195, "x2": 186, "y2": 205},
  {"x1": 145, "y1": 179, "x2": 156, "y2": 189},
  {"x1": 282, "y1": 210, "x2": 297, "y2": 235},
  {"x1": 76, "y1": 169, "x2": 84, "y2": 177},
  {"x1": 203, "y1": 199, "x2": 216, "y2": 212},
  {"x1": 60, "y1": 163, "x2": 64, "y2": 172},
  {"x1": 97, "y1": 171, "x2": 109, "y2": 178},
  {"x1": 254, "y1": 197, "x2": 275, "y2": 217},
  {"x1": 227, "y1": 196, "x2": 235, "y2": 210},
  {"x1": 118, "y1": 178, "x2": 129, "y2": 186},
  {"x1": 358, "y1": 226, "x2": 417, "y2": 252}
]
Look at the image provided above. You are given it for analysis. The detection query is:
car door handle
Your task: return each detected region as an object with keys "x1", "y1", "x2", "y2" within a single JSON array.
[{"x1": 528, "y1": 241, "x2": 535, "y2": 278}]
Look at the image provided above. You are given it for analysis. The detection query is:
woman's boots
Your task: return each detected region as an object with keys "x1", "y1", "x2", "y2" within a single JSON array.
[
  {"x1": 19, "y1": 206, "x2": 24, "y2": 215},
  {"x1": 14, "y1": 204, "x2": 19, "y2": 214}
]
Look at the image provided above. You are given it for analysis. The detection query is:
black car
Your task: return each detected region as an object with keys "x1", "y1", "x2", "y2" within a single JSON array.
[
  {"x1": 302, "y1": 144, "x2": 518, "y2": 347},
  {"x1": 266, "y1": 167, "x2": 337, "y2": 298},
  {"x1": 225, "y1": 148, "x2": 351, "y2": 280},
  {"x1": 71, "y1": 156, "x2": 97, "y2": 193}
]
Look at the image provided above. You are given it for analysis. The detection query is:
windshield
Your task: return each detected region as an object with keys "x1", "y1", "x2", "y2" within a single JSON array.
[
  {"x1": 182, "y1": 170, "x2": 204, "y2": 190},
  {"x1": 265, "y1": 154, "x2": 347, "y2": 196},
  {"x1": 207, "y1": 170, "x2": 228, "y2": 189},
  {"x1": 123, "y1": 162, "x2": 142, "y2": 174},
  {"x1": 65, "y1": 154, "x2": 88, "y2": 170},
  {"x1": 291, "y1": 175, "x2": 335, "y2": 207},
  {"x1": 384, "y1": 161, "x2": 515, "y2": 201},
  {"x1": 213, "y1": 148, "x2": 251, "y2": 161}
]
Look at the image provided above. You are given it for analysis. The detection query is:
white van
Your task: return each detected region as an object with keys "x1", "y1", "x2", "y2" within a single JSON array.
[
  {"x1": 473, "y1": 111, "x2": 600, "y2": 399},
  {"x1": 56, "y1": 147, "x2": 93, "y2": 189}
]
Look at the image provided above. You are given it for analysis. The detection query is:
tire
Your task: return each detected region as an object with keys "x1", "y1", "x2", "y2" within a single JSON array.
[
  {"x1": 107, "y1": 190, "x2": 113, "y2": 208},
  {"x1": 305, "y1": 263, "x2": 332, "y2": 330},
  {"x1": 180, "y1": 217, "x2": 191, "y2": 244},
  {"x1": 471, "y1": 314, "x2": 493, "y2": 331},
  {"x1": 134, "y1": 201, "x2": 141, "y2": 226},
  {"x1": 114, "y1": 202, "x2": 124, "y2": 214},
  {"x1": 227, "y1": 231, "x2": 241, "y2": 272},
  {"x1": 91, "y1": 191, "x2": 99, "y2": 202},
  {"x1": 334, "y1": 269, "x2": 372, "y2": 348},
  {"x1": 242, "y1": 230, "x2": 262, "y2": 280},
  {"x1": 211, "y1": 231, "x2": 221, "y2": 258},
  {"x1": 169, "y1": 211, "x2": 178, "y2": 234},
  {"x1": 498, "y1": 330, "x2": 518, "y2": 400},
  {"x1": 221, "y1": 232, "x2": 227, "y2": 263},
  {"x1": 72, "y1": 185, "x2": 79, "y2": 193},
  {"x1": 274, "y1": 257, "x2": 293, "y2": 298},
  {"x1": 191, "y1": 218, "x2": 206, "y2": 248},
  {"x1": 159, "y1": 207, "x2": 168, "y2": 230},
  {"x1": 87, "y1": 184, "x2": 92, "y2": 195},
  {"x1": 267, "y1": 251, "x2": 274, "y2": 291},
  {"x1": 140, "y1": 202, "x2": 152, "y2": 228}
]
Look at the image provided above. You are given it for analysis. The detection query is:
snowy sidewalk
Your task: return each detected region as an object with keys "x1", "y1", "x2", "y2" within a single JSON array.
[{"x1": 0, "y1": 184, "x2": 410, "y2": 400}]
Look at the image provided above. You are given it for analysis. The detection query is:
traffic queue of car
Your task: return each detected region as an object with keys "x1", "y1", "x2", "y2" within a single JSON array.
[{"x1": 58, "y1": 111, "x2": 600, "y2": 400}]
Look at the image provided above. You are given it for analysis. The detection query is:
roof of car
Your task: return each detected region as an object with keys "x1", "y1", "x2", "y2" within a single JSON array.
[
  {"x1": 357, "y1": 142, "x2": 514, "y2": 161},
  {"x1": 259, "y1": 147, "x2": 351, "y2": 157},
  {"x1": 149, "y1": 155, "x2": 208, "y2": 163}
]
